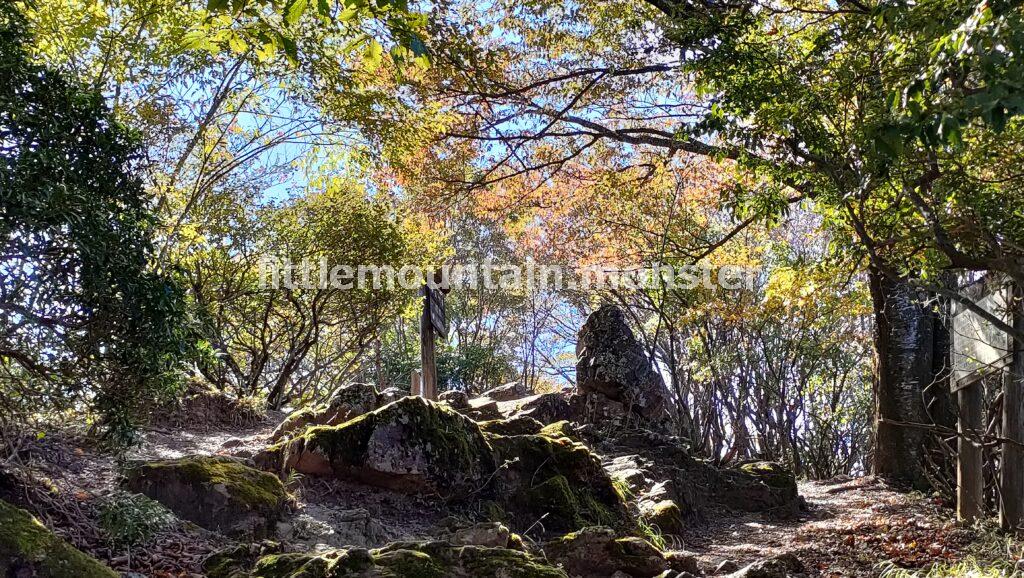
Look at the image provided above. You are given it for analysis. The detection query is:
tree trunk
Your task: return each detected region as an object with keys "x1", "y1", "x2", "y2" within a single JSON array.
[{"x1": 869, "y1": 268, "x2": 939, "y2": 489}]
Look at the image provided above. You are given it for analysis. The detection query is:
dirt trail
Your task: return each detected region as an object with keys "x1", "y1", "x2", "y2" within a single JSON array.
[{"x1": 681, "y1": 476, "x2": 974, "y2": 576}]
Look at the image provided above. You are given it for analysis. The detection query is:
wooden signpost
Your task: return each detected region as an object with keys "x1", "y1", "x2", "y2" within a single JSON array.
[
  {"x1": 951, "y1": 275, "x2": 1024, "y2": 531},
  {"x1": 418, "y1": 270, "x2": 448, "y2": 401}
]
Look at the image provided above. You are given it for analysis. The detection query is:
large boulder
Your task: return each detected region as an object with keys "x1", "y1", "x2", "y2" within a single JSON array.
[
  {"x1": 261, "y1": 397, "x2": 495, "y2": 497},
  {"x1": 576, "y1": 305, "x2": 672, "y2": 423},
  {"x1": 125, "y1": 456, "x2": 289, "y2": 537},
  {"x1": 270, "y1": 383, "x2": 381, "y2": 442},
  {"x1": 489, "y1": 434, "x2": 630, "y2": 534},
  {"x1": 205, "y1": 541, "x2": 568, "y2": 578},
  {"x1": 543, "y1": 526, "x2": 667, "y2": 578},
  {"x1": 0, "y1": 499, "x2": 118, "y2": 577}
]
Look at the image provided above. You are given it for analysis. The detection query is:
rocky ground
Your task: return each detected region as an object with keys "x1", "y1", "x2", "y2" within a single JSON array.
[
  {"x1": 0, "y1": 402, "x2": 994, "y2": 578},
  {"x1": 0, "y1": 307, "x2": 1010, "y2": 577}
]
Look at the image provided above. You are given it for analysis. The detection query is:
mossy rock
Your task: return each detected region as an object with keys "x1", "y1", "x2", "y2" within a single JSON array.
[
  {"x1": 125, "y1": 456, "x2": 288, "y2": 537},
  {"x1": 544, "y1": 526, "x2": 667, "y2": 578},
  {"x1": 206, "y1": 541, "x2": 567, "y2": 577},
  {"x1": 272, "y1": 397, "x2": 496, "y2": 497},
  {"x1": 0, "y1": 499, "x2": 118, "y2": 577},
  {"x1": 718, "y1": 461, "x2": 799, "y2": 515},
  {"x1": 489, "y1": 434, "x2": 629, "y2": 534},
  {"x1": 270, "y1": 384, "x2": 381, "y2": 442},
  {"x1": 479, "y1": 415, "x2": 544, "y2": 436},
  {"x1": 738, "y1": 461, "x2": 796, "y2": 490},
  {"x1": 640, "y1": 499, "x2": 684, "y2": 535},
  {"x1": 538, "y1": 420, "x2": 577, "y2": 440}
]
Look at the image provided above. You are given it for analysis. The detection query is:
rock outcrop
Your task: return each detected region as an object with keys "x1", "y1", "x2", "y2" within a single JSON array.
[
  {"x1": 125, "y1": 456, "x2": 289, "y2": 537},
  {"x1": 260, "y1": 396, "x2": 496, "y2": 497},
  {"x1": 0, "y1": 499, "x2": 119, "y2": 577},
  {"x1": 575, "y1": 305, "x2": 672, "y2": 424}
]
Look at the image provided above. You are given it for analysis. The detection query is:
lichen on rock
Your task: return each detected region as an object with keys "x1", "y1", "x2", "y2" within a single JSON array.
[
  {"x1": 125, "y1": 455, "x2": 289, "y2": 537},
  {"x1": 269, "y1": 396, "x2": 496, "y2": 497},
  {"x1": 0, "y1": 499, "x2": 118, "y2": 577}
]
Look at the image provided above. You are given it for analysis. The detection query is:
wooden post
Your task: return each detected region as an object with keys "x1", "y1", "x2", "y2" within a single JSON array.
[
  {"x1": 957, "y1": 380, "x2": 985, "y2": 522},
  {"x1": 420, "y1": 283, "x2": 438, "y2": 401},
  {"x1": 411, "y1": 369, "x2": 422, "y2": 397},
  {"x1": 1001, "y1": 283, "x2": 1024, "y2": 531}
]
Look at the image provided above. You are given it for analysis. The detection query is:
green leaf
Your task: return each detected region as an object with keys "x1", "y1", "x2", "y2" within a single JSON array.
[
  {"x1": 284, "y1": 0, "x2": 308, "y2": 26},
  {"x1": 364, "y1": 39, "x2": 383, "y2": 68},
  {"x1": 206, "y1": 0, "x2": 230, "y2": 11}
]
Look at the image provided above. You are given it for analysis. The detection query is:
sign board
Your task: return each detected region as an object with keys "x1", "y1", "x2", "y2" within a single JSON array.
[
  {"x1": 424, "y1": 286, "x2": 448, "y2": 340},
  {"x1": 952, "y1": 276, "x2": 1013, "y2": 386}
]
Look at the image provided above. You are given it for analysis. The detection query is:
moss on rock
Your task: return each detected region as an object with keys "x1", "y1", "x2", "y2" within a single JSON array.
[
  {"x1": 640, "y1": 499, "x2": 683, "y2": 535},
  {"x1": 489, "y1": 434, "x2": 629, "y2": 534},
  {"x1": 125, "y1": 456, "x2": 288, "y2": 537},
  {"x1": 537, "y1": 420, "x2": 576, "y2": 440},
  {"x1": 479, "y1": 415, "x2": 544, "y2": 436},
  {"x1": 276, "y1": 397, "x2": 496, "y2": 497},
  {"x1": 0, "y1": 499, "x2": 118, "y2": 577},
  {"x1": 544, "y1": 526, "x2": 667, "y2": 577},
  {"x1": 207, "y1": 541, "x2": 567, "y2": 577}
]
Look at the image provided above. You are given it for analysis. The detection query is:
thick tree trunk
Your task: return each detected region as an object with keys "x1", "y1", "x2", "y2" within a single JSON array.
[{"x1": 869, "y1": 268, "x2": 941, "y2": 490}]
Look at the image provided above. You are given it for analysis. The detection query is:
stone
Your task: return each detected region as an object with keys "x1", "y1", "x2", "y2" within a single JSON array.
[
  {"x1": 480, "y1": 382, "x2": 526, "y2": 401},
  {"x1": 206, "y1": 541, "x2": 568, "y2": 578},
  {"x1": 320, "y1": 382, "x2": 381, "y2": 425},
  {"x1": 124, "y1": 456, "x2": 288, "y2": 538},
  {"x1": 544, "y1": 527, "x2": 667, "y2": 577},
  {"x1": 0, "y1": 499, "x2": 119, "y2": 577},
  {"x1": 270, "y1": 383, "x2": 381, "y2": 442},
  {"x1": 490, "y1": 435, "x2": 630, "y2": 533},
  {"x1": 715, "y1": 560, "x2": 740, "y2": 574},
  {"x1": 640, "y1": 499, "x2": 684, "y2": 535},
  {"x1": 276, "y1": 507, "x2": 390, "y2": 548},
  {"x1": 377, "y1": 387, "x2": 407, "y2": 406},
  {"x1": 441, "y1": 521, "x2": 512, "y2": 548},
  {"x1": 506, "y1": 392, "x2": 572, "y2": 424},
  {"x1": 539, "y1": 420, "x2": 578, "y2": 440},
  {"x1": 664, "y1": 550, "x2": 700, "y2": 575},
  {"x1": 438, "y1": 389, "x2": 470, "y2": 410},
  {"x1": 262, "y1": 397, "x2": 495, "y2": 497},
  {"x1": 479, "y1": 415, "x2": 544, "y2": 436},
  {"x1": 465, "y1": 398, "x2": 503, "y2": 421},
  {"x1": 718, "y1": 462, "x2": 799, "y2": 515},
  {"x1": 576, "y1": 305, "x2": 672, "y2": 423},
  {"x1": 728, "y1": 553, "x2": 804, "y2": 578},
  {"x1": 605, "y1": 455, "x2": 649, "y2": 497}
]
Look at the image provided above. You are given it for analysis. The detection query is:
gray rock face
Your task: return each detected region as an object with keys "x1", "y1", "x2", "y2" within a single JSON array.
[
  {"x1": 263, "y1": 397, "x2": 496, "y2": 498},
  {"x1": 124, "y1": 456, "x2": 289, "y2": 538},
  {"x1": 576, "y1": 305, "x2": 672, "y2": 423}
]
